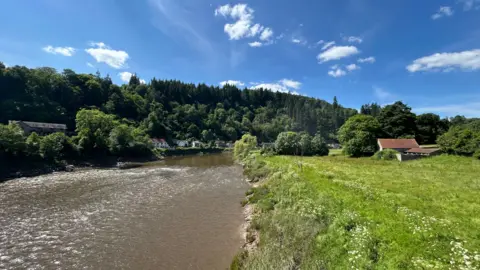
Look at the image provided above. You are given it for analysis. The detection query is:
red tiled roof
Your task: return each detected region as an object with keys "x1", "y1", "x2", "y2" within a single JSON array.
[
  {"x1": 378, "y1": 139, "x2": 419, "y2": 149},
  {"x1": 406, "y1": 148, "x2": 440, "y2": 154},
  {"x1": 152, "y1": 138, "x2": 167, "y2": 143}
]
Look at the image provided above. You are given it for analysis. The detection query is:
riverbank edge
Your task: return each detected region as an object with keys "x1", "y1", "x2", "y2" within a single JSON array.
[
  {"x1": 231, "y1": 153, "x2": 271, "y2": 269},
  {"x1": 0, "y1": 148, "x2": 229, "y2": 182}
]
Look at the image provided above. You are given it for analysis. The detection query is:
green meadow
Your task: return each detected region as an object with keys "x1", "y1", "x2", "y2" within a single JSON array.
[{"x1": 237, "y1": 154, "x2": 480, "y2": 269}]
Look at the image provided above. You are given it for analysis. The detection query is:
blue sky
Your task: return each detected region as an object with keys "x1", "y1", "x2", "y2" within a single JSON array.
[{"x1": 1, "y1": 0, "x2": 480, "y2": 117}]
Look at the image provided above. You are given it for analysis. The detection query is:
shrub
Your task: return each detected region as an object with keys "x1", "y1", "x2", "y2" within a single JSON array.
[
  {"x1": 338, "y1": 115, "x2": 381, "y2": 157},
  {"x1": 275, "y1": 132, "x2": 300, "y2": 155},
  {"x1": 438, "y1": 126, "x2": 480, "y2": 156},
  {"x1": 233, "y1": 134, "x2": 257, "y2": 161},
  {"x1": 473, "y1": 150, "x2": 480, "y2": 160},
  {"x1": 373, "y1": 149, "x2": 399, "y2": 161},
  {"x1": 311, "y1": 135, "x2": 329, "y2": 156}
]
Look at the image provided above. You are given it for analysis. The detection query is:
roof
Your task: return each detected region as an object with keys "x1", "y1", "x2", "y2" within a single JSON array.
[
  {"x1": 406, "y1": 148, "x2": 441, "y2": 154},
  {"x1": 10, "y1": 120, "x2": 67, "y2": 130},
  {"x1": 152, "y1": 138, "x2": 167, "y2": 143},
  {"x1": 378, "y1": 139, "x2": 419, "y2": 149}
]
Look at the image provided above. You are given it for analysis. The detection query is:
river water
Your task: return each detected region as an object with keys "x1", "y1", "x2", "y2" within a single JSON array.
[{"x1": 0, "y1": 153, "x2": 248, "y2": 269}]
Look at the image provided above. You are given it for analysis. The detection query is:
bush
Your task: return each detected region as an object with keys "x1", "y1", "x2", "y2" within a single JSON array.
[
  {"x1": 438, "y1": 125, "x2": 480, "y2": 156},
  {"x1": 311, "y1": 135, "x2": 329, "y2": 156},
  {"x1": 473, "y1": 150, "x2": 480, "y2": 160},
  {"x1": 373, "y1": 149, "x2": 399, "y2": 161},
  {"x1": 275, "y1": 132, "x2": 300, "y2": 155},
  {"x1": 234, "y1": 134, "x2": 257, "y2": 161}
]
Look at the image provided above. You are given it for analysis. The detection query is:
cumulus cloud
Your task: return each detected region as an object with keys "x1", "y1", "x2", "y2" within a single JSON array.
[
  {"x1": 328, "y1": 68, "x2": 347, "y2": 78},
  {"x1": 432, "y1": 6, "x2": 454, "y2": 20},
  {"x1": 406, "y1": 49, "x2": 480, "y2": 72},
  {"x1": 42, "y1": 46, "x2": 76, "y2": 56},
  {"x1": 346, "y1": 64, "x2": 360, "y2": 71},
  {"x1": 259, "y1": 28, "x2": 273, "y2": 41},
  {"x1": 249, "y1": 41, "x2": 263, "y2": 47},
  {"x1": 317, "y1": 46, "x2": 360, "y2": 63},
  {"x1": 215, "y1": 4, "x2": 273, "y2": 41},
  {"x1": 345, "y1": 36, "x2": 363, "y2": 43},
  {"x1": 119, "y1": 72, "x2": 133, "y2": 83},
  {"x1": 85, "y1": 42, "x2": 129, "y2": 69},
  {"x1": 321, "y1": 41, "x2": 336, "y2": 51},
  {"x1": 220, "y1": 80, "x2": 245, "y2": 87},
  {"x1": 251, "y1": 79, "x2": 302, "y2": 94},
  {"x1": 358, "y1": 57, "x2": 376, "y2": 63}
]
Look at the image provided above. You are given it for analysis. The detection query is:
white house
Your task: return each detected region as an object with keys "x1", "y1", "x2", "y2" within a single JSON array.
[
  {"x1": 192, "y1": 141, "x2": 202, "y2": 148},
  {"x1": 173, "y1": 139, "x2": 189, "y2": 147},
  {"x1": 152, "y1": 138, "x2": 170, "y2": 149}
]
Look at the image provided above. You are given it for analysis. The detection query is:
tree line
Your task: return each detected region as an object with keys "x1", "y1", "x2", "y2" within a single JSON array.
[{"x1": 342, "y1": 101, "x2": 479, "y2": 157}]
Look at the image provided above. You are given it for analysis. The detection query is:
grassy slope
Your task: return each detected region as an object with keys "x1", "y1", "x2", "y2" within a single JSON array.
[{"x1": 241, "y1": 155, "x2": 480, "y2": 269}]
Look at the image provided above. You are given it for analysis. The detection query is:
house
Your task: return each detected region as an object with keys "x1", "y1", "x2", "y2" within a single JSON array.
[
  {"x1": 377, "y1": 138, "x2": 441, "y2": 161},
  {"x1": 327, "y1": 143, "x2": 341, "y2": 149},
  {"x1": 226, "y1": 142, "x2": 234, "y2": 148},
  {"x1": 377, "y1": 139, "x2": 420, "y2": 152},
  {"x1": 215, "y1": 140, "x2": 227, "y2": 148},
  {"x1": 152, "y1": 138, "x2": 170, "y2": 149},
  {"x1": 192, "y1": 141, "x2": 202, "y2": 148},
  {"x1": 173, "y1": 139, "x2": 189, "y2": 147},
  {"x1": 9, "y1": 120, "x2": 67, "y2": 135}
]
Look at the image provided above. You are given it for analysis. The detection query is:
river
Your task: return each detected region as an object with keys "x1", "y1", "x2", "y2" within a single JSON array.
[{"x1": 0, "y1": 153, "x2": 248, "y2": 269}]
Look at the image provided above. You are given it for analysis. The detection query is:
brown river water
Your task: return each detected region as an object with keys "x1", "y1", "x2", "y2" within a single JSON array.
[{"x1": 0, "y1": 153, "x2": 248, "y2": 269}]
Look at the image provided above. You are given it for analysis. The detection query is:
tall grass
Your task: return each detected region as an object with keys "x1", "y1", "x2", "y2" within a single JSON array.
[{"x1": 239, "y1": 154, "x2": 480, "y2": 269}]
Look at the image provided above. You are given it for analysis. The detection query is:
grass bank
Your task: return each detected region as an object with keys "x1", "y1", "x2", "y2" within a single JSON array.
[{"x1": 236, "y1": 154, "x2": 480, "y2": 269}]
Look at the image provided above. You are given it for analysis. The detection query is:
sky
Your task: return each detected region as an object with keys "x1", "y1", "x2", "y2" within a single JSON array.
[{"x1": 1, "y1": 0, "x2": 480, "y2": 117}]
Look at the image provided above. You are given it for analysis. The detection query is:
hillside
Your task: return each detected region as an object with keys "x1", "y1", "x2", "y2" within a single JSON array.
[{"x1": 0, "y1": 62, "x2": 357, "y2": 142}]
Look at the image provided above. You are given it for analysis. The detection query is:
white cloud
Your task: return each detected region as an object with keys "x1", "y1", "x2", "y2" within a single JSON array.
[
  {"x1": 42, "y1": 46, "x2": 76, "y2": 56},
  {"x1": 415, "y1": 102, "x2": 480, "y2": 117},
  {"x1": 85, "y1": 42, "x2": 129, "y2": 69},
  {"x1": 292, "y1": 39, "x2": 301, "y2": 44},
  {"x1": 317, "y1": 46, "x2": 360, "y2": 63},
  {"x1": 249, "y1": 41, "x2": 263, "y2": 47},
  {"x1": 432, "y1": 6, "x2": 454, "y2": 20},
  {"x1": 119, "y1": 72, "x2": 133, "y2": 83},
  {"x1": 260, "y1": 28, "x2": 273, "y2": 41},
  {"x1": 345, "y1": 36, "x2": 363, "y2": 43},
  {"x1": 358, "y1": 57, "x2": 376, "y2": 63},
  {"x1": 279, "y1": 79, "x2": 301, "y2": 89},
  {"x1": 328, "y1": 68, "x2": 347, "y2": 78},
  {"x1": 140, "y1": 79, "x2": 146, "y2": 84},
  {"x1": 346, "y1": 64, "x2": 360, "y2": 71},
  {"x1": 250, "y1": 79, "x2": 302, "y2": 94},
  {"x1": 458, "y1": 0, "x2": 480, "y2": 11},
  {"x1": 87, "y1": 62, "x2": 95, "y2": 68},
  {"x1": 406, "y1": 49, "x2": 480, "y2": 72},
  {"x1": 220, "y1": 80, "x2": 245, "y2": 87},
  {"x1": 215, "y1": 4, "x2": 273, "y2": 41},
  {"x1": 373, "y1": 87, "x2": 395, "y2": 104},
  {"x1": 321, "y1": 41, "x2": 336, "y2": 51}
]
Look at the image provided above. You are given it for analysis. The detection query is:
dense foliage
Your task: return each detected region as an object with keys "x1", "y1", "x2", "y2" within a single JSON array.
[
  {"x1": 437, "y1": 119, "x2": 480, "y2": 156},
  {"x1": 373, "y1": 149, "x2": 399, "y2": 161},
  {"x1": 338, "y1": 115, "x2": 382, "y2": 157},
  {"x1": 0, "y1": 62, "x2": 357, "y2": 144},
  {"x1": 275, "y1": 132, "x2": 328, "y2": 156},
  {"x1": 233, "y1": 134, "x2": 258, "y2": 161}
]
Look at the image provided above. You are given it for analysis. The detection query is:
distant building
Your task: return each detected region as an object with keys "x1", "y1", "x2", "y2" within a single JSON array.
[
  {"x1": 377, "y1": 138, "x2": 441, "y2": 161},
  {"x1": 152, "y1": 138, "x2": 170, "y2": 149},
  {"x1": 226, "y1": 142, "x2": 234, "y2": 148},
  {"x1": 173, "y1": 139, "x2": 189, "y2": 147},
  {"x1": 9, "y1": 120, "x2": 67, "y2": 135},
  {"x1": 377, "y1": 139, "x2": 420, "y2": 152},
  {"x1": 327, "y1": 143, "x2": 341, "y2": 149},
  {"x1": 215, "y1": 140, "x2": 227, "y2": 148},
  {"x1": 192, "y1": 141, "x2": 202, "y2": 148}
]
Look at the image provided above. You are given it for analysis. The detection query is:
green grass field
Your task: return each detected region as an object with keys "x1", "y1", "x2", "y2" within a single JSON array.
[
  {"x1": 239, "y1": 154, "x2": 480, "y2": 269},
  {"x1": 328, "y1": 148, "x2": 343, "y2": 156}
]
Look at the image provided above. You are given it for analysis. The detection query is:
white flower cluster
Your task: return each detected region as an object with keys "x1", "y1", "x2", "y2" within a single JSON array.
[
  {"x1": 449, "y1": 241, "x2": 480, "y2": 270},
  {"x1": 411, "y1": 256, "x2": 445, "y2": 269},
  {"x1": 294, "y1": 198, "x2": 323, "y2": 219},
  {"x1": 347, "y1": 225, "x2": 372, "y2": 269},
  {"x1": 397, "y1": 207, "x2": 449, "y2": 235}
]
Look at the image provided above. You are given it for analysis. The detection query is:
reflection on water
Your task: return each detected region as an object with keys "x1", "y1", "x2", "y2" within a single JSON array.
[{"x1": 0, "y1": 153, "x2": 247, "y2": 270}]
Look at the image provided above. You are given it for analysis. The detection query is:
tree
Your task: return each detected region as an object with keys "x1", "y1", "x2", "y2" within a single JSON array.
[
  {"x1": 234, "y1": 134, "x2": 257, "y2": 160},
  {"x1": 338, "y1": 115, "x2": 382, "y2": 157},
  {"x1": 75, "y1": 109, "x2": 118, "y2": 155},
  {"x1": 275, "y1": 132, "x2": 300, "y2": 155},
  {"x1": 25, "y1": 132, "x2": 42, "y2": 158},
  {"x1": 378, "y1": 101, "x2": 417, "y2": 138},
  {"x1": 201, "y1": 130, "x2": 214, "y2": 143},
  {"x1": 437, "y1": 124, "x2": 480, "y2": 156},
  {"x1": 360, "y1": 103, "x2": 382, "y2": 117},
  {"x1": 0, "y1": 123, "x2": 26, "y2": 157},
  {"x1": 311, "y1": 135, "x2": 329, "y2": 156},
  {"x1": 415, "y1": 113, "x2": 448, "y2": 145},
  {"x1": 298, "y1": 133, "x2": 312, "y2": 156},
  {"x1": 40, "y1": 132, "x2": 69, "y2": 160}
]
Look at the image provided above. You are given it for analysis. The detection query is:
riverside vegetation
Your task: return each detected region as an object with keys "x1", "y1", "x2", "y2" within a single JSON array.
[{"x1": 233, "y1": 134, "x2": 480, "y2": 269}]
